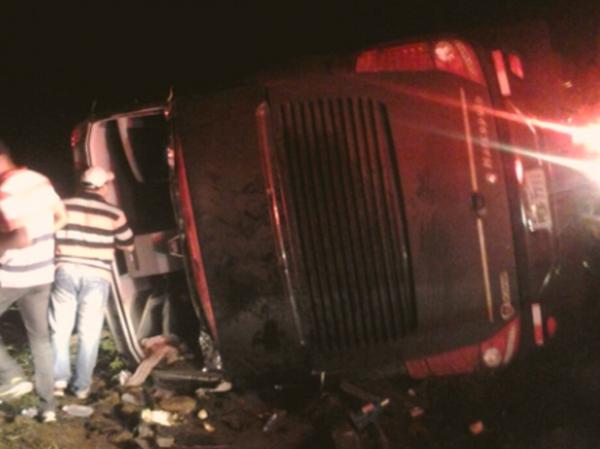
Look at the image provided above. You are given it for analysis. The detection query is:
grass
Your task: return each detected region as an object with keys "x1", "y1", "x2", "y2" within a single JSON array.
[
  {"x1": 0, "y1": 313, "x2": 126, "y2": 449},
  {"x1": 98, "y1": 330, "x2": 127, "y2": 374}
]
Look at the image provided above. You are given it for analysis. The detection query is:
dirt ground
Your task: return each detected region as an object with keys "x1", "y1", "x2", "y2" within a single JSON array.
[{"x1": 2, "y1": 306, "x2": 600, "y2": 449}]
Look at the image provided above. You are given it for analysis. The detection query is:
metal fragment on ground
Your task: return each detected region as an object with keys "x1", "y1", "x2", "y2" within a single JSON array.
[
  {"x1": 141, "y1": 409, "x2": 176, "y2": 426},
  {"x1": 62, "y1": 404, "x2": 94, "y2": 418},
  {"x1": 262, "y1": 410, "x2": 286, "y2": 432}
]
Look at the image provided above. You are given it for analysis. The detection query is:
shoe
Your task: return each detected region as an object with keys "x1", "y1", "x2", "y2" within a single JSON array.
[
  {"x1": 53, "y1": 380, "x2": 67, "y2": 398},
  {"x1": 0, "y1": 377, "x2": 33, "y2": 400},
  {"x1": 53, "y1": 387, "x2": 65, "y2": 397},
  {"x1": 74, "y1": 388, "x2": 90, "y2": 400},
  {"x1": 41, "y1": 410, "x2": 57, "y2": 423}
]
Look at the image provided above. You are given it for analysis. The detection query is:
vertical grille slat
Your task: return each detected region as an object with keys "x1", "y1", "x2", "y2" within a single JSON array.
[
  {"x1": 372, "y1": 103, "x2": 404, "y2": 338},
  {"x1": 327, "y1": 99, "x2": 364, "y2": 348},
  {"x1": 274, "y1": 96, "x2": 416, "y2": 353},
  {"x1": 278, "y1": 104, "x2": 323, "y2": 349},
  {"x1": 342, "y1": 99, "x2": 378, "y2": 347},
  {"x1": 355, "y1": 98, "x2": 387, "y2": 344},
  {"x1": 310, "y1": 100, "x2": 350, "y2": 350},
  {"x1": 364, "y1": 99, "x2": 396, "y2": 341}
]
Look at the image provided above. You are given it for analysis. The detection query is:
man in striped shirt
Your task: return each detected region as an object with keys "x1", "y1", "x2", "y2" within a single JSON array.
[
  {"x1": 49, "y1": 166, "x2": 134, "y2": 399},
  {"x1": 0, "y1": 140, "x2": 66, "y2": 423}
]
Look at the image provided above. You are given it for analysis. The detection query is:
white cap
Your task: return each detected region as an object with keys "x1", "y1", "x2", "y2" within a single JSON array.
[{"x1": 81, "y1": 166, "x2": 115, "y2": 189}]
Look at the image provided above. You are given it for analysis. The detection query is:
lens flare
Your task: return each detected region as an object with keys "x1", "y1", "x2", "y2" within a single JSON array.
[
  {"x1": 356, "y1": 80, "x2": 600, "y2": 186},
  {"x1": 571, "y1": 123, "x2": 600, "y2": 153}
]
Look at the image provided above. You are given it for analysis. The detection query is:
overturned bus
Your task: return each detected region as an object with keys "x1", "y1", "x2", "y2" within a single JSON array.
[{"x1": 69, "y1": 36, "x2": 590, "y2": 383}]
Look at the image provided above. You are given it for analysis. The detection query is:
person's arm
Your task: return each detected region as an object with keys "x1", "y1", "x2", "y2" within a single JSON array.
[
  {"x1": 0, "y1": 200, "x2": 64, "y2": 256},
  {"x1": 0, "y1": 227, "x2": 30, "y2": 255},
  {"x1": 114, "y1": 210, "x2": 134, "y2": 253},
  {"x1": 53, "y1": 201, "x2": 67, "y2": 231}
]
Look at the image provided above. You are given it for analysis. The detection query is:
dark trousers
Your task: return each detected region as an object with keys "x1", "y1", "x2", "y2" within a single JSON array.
[{"x1": 0, "y1": 284, "x2": 55, "y2": 412}]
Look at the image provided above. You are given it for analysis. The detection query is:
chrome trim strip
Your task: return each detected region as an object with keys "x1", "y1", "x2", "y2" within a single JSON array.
[
  {"x1": 256, "y1": 101, "x2": 305, "y2": 345},
  {"x1": 461, "y1": 88, "x2": 494, "y2": 323}
]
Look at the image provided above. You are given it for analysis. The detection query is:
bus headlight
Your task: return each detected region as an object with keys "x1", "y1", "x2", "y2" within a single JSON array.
[{"x1": 482, "y1": 347, "x2": 502, "y2": 368}]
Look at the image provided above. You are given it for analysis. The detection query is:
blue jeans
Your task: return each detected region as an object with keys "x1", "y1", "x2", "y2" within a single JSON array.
[
  {"x1": 0, "y1": 284, "x2": 55, "y2": 412},
  {"x1": 49, "y1": 265, "x2": 110, "y2": 394}
]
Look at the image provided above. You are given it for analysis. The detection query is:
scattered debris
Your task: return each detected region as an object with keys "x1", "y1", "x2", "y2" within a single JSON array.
[
  {"x1": 126, "y1": 335, "x2": 183, "y2": 387},
  {"x1": 338, "y1": 379, "x2": 394, "y2": 438},
  {"x1": 20, "y1": 407, "x2": 37, "y2": 418},
  {"x1": 469, "y1": 420, "x2": 485, "y2": 435},
  {"x1": 122, "y1": 391, "x2": 145, "y2": 406},
  {"x1": 103, "y1": 391, "x2": 122, "y2": 407},
  {"x1": 213, "y1": 380, "x2": 233, "y2": 392},
  {"x1": 62, "y1": 404, "x2": 94, "y2": 418},
  {"x1": 409, "y1": 406, "x2": 425, "y2": 418},
  {"x1": 141, "y1": 408, "x2": 177, "y2": 427},
  {"x1": 116, "y1": 370, "x2": 133, "y2": 386},
  {"x1": 156, "y1": 435, "x2": 176, "y2": 447},
  {"x1": 197, "y1": 408, "x2": 208, "y2": 420},
  {"x1": 262, "y1": 410, "x2": 287, "y2": 432},
  {"x1": 195, "y1": 380, "x2": 232, "y2": 397},
  {"x1": 194, "y1": 388, "x2": 207, "y2": 399},
  {"x1": 152, "y1": 387, "x2": 176, "y2": 400},
  {"x1": 203, "y1": 421, "x2": 216, "y2": 433},
  {"x1": 158, "y1": 395, "x2": 197, "y2": 415},
  {"x1": 349, "y1": 399, "x2": 390, "y2": 430}
]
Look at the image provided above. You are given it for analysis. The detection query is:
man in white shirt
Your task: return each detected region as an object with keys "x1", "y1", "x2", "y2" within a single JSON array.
[{"x1": 0, "y1": 140, "x2": 66, "y2": 423}]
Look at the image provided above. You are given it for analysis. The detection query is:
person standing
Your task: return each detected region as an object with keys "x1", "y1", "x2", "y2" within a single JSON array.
[
  {"x1": 0, "y1": 140, "x2": 67, "y2": 423},
  {"x1": 50, "y1": 166, "x2": 134, "y2": 400}
]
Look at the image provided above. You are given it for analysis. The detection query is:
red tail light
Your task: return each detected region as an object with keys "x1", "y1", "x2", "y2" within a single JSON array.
[
  {"x1": 70, "y1": 127, "x2": 82, "y2": 148},
  {"x1": 546, "y1": 316, "x2": 557, "y2": 338},
  {"x1": 433, "y1": 40, "x2": 484, "y2": 84},
  {"x1": 480, "y1": 319, "x2": 520, "y2": 367},
  {"x1": 492, "y1": 50, "x2": 511, "y2": 96},
  {"x1": 508, "y1": 53, "x2": 524, "y2": 79},
  {"x1": 406, "y1": 319, "x2": 521, "y2": 378},
  {"x1": 355, "y1": 42, "x2": 433, "y2": 73},
  {"x1": 355, "y1": 39, "x2": 485, "y2": 85}
]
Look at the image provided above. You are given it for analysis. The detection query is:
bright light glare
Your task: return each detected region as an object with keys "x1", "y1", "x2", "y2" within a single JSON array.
[
  {"x1": 355, "y1": 79, "x2": 600, "y2": 187},
  {"x1": 434, "y1": 41, "x2": 454, "y2": 62},
  {"x1": 575, "y1": 158, "x2": 600, "y2": 186},
  {"x1": 515, "y1": 158, "x2": 524, "y2": 184},
  {"x1": 571, "y1": 123, "x2": 600, "y2": 153}
]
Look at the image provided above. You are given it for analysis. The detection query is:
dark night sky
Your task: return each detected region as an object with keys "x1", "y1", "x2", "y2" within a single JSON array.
[{"x1": 0, "y1": 1, "x2": 598, "y2": 195}]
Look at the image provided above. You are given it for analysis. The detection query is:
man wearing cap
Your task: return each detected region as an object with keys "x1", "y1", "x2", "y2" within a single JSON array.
[
  {"x1": 49, "y1": 166, "x2": 134, "y2": 400},
  {"x1": 0, "y1": 140, "x2": 66, "y2": 423}
]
